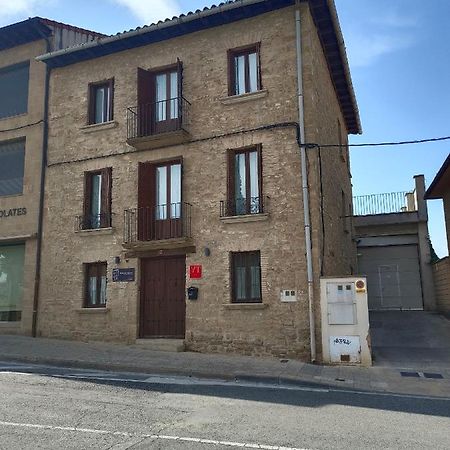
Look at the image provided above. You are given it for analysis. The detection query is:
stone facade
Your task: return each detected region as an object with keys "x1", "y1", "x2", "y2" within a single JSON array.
[
  {"x1": 0, "y1": 38, "x2": 47, "y2": 335},
  {"x1": 37, "y1": 4, "x2": 357, "y2": 360},
  {"x1": 433, "y1": 258, "x2": 450, "y2": 314}
]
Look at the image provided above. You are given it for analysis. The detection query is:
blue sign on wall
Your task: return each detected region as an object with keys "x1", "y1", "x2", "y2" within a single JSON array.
[{"x1": 112, "y1": 268, "x2": 135, "y2": 282}]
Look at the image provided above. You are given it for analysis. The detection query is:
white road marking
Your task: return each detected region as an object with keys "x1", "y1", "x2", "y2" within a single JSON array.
[{"x1": 0, "y1": 420, "x2": 310, "y2": 450}]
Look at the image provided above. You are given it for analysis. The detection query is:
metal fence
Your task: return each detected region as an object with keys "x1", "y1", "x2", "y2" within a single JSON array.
[
  {"x1": 127, "y1": 96, "x2": 191, "y2": 140},
  {"x1": 220, "y1": 196, "x2": 265, "y2": 217},
  {"x1": 124, "y1": 203, "x2": 192, "y2": 244},
  {"x1": 352, "y1": 191, "x2": 415, "y2": 216}
]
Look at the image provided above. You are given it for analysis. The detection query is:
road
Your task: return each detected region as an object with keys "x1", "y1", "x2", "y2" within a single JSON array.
[{"x1": 0, "y1": 362, "x2": 448, "y2": 450}]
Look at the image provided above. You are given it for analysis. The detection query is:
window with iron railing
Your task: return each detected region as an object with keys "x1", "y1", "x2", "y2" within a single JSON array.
[{"x1": 223, "y1": 145, "x2": 263, "y2": 217}]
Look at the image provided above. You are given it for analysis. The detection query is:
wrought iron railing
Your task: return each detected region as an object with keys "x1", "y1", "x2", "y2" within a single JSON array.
[
  {"x1": 124, "y1": 202, "x2": 192, "y2": 244},
  {"x1": 220, "y1": 196, "x2": 265, "y2": 217},
  {"x1": 76, "y1": 213, "x2": 113, "y2": 231},
  {"x1": 352, "y1": 191, "x2": 415, "y2": 216},
  {"x1": 127, "y1": 96, "x2": 191, "y2": 140}
]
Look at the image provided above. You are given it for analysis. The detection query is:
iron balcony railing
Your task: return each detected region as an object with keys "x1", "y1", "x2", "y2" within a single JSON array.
[
  {"x1": 127, "y1": 96, "x2": 191, "y2": 140},
  {"x1": 220, "y1": 196, "x2": 265, "y2": 217},
  {"x1": 353, "y1": 191, "x2": 416, "y2": 216},
  {"x1": 124, "y1": 202, "x2": 192, "y2": 244},
  {"x1": 76, "y1": 213, "x2": 113, "y2": 231}
]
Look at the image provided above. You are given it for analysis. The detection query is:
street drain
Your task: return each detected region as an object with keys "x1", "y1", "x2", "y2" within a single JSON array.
[
  {"x1": 423, "y1": 373, "x2": 444, "y2": 379},
  {"x1": 400, "y1": 371, "x2": 420, "y2": 378}
]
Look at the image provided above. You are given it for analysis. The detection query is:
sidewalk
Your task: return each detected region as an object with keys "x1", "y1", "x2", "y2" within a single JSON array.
[{"x1": 0, "y1": 335, "x2": 449, "y2": 398}]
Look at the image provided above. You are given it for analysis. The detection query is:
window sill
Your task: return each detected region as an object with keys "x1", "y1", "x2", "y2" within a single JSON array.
[
  {"x1": 80, "y1": 120, "x2": 118, "y2": 133},
  {"x1": 220, "y1": 89, "x2": 268, "y2": 105},
  {"x1": 0, "y1": 321, "x2": 21, "y2": 327},
  {"x1": 220, "y1": 213, "x2": 269, "y2": 224},
  {"x1": 74, "y1": 308, "x2": 110, "y2": 314},
  {"x1": 75, "y1": 227, "x2": 114, "y2": 236},
  {"x1": 222, "y1": 303, "x2": 268, "y2": 311}
]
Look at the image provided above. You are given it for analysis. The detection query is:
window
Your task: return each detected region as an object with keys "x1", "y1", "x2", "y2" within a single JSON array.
[
  {"x1": 155, "y1": 70, "x2": 179, "y2": 123},
  {"x1": 228, "y1": 44, "x2": 261, "y2": 96},
  {"x1": 0, "y1": 244, "x2": 25, "y2": 322},
  {"x1": 156, "y1": 162, "x2": 182, "y2": 220},
  {"x1": 84, "y1": 263, "x2": 107, "y2": 308},
  {"x1": 83, "y1": 168, "x2": 112, "y2": 229},
  {"x1": 88, "y1": 79, "x2": 113, "y2": 124},
  {"x1": 231, "y1": 251, "x2": 262, "y2": 303},
  {"x1": 0, "y1": 139, "x2": 25, "y2": 197},
  {"x1": 227, "y1": 146, "x2": 262, "y2": 215},
  {"x1": 0, "y1": 62, "x2": 29, "y2": 119}
]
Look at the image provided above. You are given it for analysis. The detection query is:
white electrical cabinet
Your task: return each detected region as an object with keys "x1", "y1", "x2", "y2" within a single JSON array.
[{"x1": 320, "y1": 277, "x2": 372, "y2": 366}]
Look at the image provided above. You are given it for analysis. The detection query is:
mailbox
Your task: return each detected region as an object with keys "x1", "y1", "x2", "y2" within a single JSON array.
[{"x1": 187, "y1": 286, "x2": 199, "y2": 300}]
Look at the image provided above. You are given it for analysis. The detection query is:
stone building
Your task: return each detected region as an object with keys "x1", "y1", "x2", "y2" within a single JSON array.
[
  {"x1": 36, "y1": 0, "x2": 361, "y2": 360},
  {"x1": 0, "y1": 18, "x2": 101, "y2": 336},
  {"x1": 426, "y1": 153, "x2": 450, "y2": 313}
]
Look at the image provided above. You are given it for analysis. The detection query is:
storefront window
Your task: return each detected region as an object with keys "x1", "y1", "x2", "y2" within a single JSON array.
[{"x1": 0, "y1": 244, "x2": 25, "y2": 322}]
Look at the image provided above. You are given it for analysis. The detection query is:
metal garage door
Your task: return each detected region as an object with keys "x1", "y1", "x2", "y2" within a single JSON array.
[{"x1": 358, "y1": 245, "x2": 423, "y2": 311}]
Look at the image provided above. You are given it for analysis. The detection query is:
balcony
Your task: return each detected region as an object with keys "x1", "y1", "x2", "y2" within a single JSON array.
[
  {"x1": 75, "y1": 213, "x2": 113, "y2": 232},
  {"x1": 123, "y1": 202, "x2": 192, "y2": 251},
  {"x1": 352, "y1": 191, "x2": 417, "y2": 216},
  {"x1": 220, "y1": 197, "x2": 269, "y2": 223},
  {"x1": 126, "y1": 97, "x2": 191, "y2": 150}
]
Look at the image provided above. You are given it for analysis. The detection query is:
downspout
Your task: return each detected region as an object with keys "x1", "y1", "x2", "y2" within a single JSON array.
[
  {"x1": 295, "y1": 4, "x2": 316, "y2": 362},
  {"x1": 32, "y1": 34, "x2": 51, "y2": 337}
]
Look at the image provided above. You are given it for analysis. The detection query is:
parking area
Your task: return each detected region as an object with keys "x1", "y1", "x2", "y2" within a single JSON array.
[{"x1": 370, "y1": 311, "x2": 450, "y2": 370}]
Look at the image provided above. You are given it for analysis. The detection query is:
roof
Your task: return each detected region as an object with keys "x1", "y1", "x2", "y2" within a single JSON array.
[
  {"x1": 0, "y1": 17, "x2": 52, "y2": 51},
  {"x1": 36, "y1": 0, "x2": 361, "y2": 134},
  {"x1": 0, "y1": 17, "x2": 105, "y2": 52},
  {"x1": 425, "y1": 153, "x2": 450, "y2": 199}
]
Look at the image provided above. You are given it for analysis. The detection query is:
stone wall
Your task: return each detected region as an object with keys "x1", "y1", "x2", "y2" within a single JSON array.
[
  {"x1": 0, "y1": 39, "x2": 48, "y2": 335},
  {"x1": 38, "y1": 4, "x2": 355, "y2": 360},
  {"x1": 433, "y1": 258, "x2": 450, "y2": 313}
]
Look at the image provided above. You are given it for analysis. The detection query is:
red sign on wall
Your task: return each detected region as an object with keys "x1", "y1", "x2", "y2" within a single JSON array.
[{"x1": 189, "y1": 265, "x2": 202, "y2": 279}]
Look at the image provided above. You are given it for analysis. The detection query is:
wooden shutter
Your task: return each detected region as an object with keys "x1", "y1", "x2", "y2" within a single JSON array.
[
  {"x1": 87, "y1": 84, "x2": 95, "y2": 125},
  {"x1": 138, "y1": 162, "x2": 156, "y2": 241},
  {"x1": 137, "y1": 68, "x2": 154, "y2": 136},
  {"x1": 100, "y1": 168, "x2": 112, "y2": 228},
  {"x1": 227, "y1": 50, "x2": 235, "y2": 96},
  {"x1": 227, "y1": 150, "x2": 235, "y2": 216},
  {"x1": 83, "y1": 172, "x2": 92, "y2": 229}
]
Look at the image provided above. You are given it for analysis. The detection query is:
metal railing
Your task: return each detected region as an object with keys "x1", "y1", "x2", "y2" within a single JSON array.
[
  {"x1": 124, "y1": 202, "x2": 192, "y2": 244},
  {"x1": 352, "y1": 191, "x2": 415, "y2": 216},
  {"x1": 220, "y1": 196, "x2": 265, "y2": 217},
  {"x1": 127, "y1": 96, "x2": 191, "y2": 140},
  {"x1": 76, "y1": 213, "x2": 113, "y2": 231}
]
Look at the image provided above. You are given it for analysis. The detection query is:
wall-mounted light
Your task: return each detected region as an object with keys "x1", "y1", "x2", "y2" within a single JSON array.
[
  {"x1": 114, "y1": 256, "x2": 121, "y2": 265},
  {"x1": 204, "y1": 247, "x2": 211, "y2": 257}
]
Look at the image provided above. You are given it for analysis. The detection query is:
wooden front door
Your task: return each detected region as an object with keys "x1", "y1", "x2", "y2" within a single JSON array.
[{"x1": 140, "y1": 256, "x2": 186, "y2": 338}]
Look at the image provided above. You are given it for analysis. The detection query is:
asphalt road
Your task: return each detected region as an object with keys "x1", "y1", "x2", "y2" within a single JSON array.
[{"x1": 0, "y1": 362, "x2": 449, "y2": 450}]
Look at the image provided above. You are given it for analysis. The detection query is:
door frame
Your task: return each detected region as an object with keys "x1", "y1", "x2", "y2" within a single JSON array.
[{"x1": 139, "y1": 254, "x2": 187, "y2": 339}]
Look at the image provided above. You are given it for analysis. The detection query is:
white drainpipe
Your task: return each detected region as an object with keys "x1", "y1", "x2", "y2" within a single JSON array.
[{"x1": 295, "y1": 4, "x2": 316, "y2": 362}]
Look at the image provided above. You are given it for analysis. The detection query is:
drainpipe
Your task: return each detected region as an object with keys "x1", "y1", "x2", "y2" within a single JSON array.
[
  {"x1": 32, "y1": 34, "x2": 51, "y2": 337},
  {"x1": 295, "y1": 4, "x2": 316, "y2": 362}
]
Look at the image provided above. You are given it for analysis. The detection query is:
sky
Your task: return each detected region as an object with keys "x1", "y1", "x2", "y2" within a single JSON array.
[{"x1": 1, "y1": 0, "x2": 448, "y2": 257}]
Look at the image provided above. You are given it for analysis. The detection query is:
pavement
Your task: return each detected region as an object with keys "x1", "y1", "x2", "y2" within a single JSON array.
[
  {"x1": 1, "y1": 311, "x2": 450, "y2": 399},
  {"x1": 370, "y1": 310, "x2": 450, "y2": 369},
  {"x1": 1, "y1": 365, "x2": 449, "y2": 450}
]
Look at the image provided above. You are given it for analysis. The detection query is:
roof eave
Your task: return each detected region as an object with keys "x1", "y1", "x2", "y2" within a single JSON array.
[{"x1": 425, "y1": 153, "x2": 450, "y2": 199}]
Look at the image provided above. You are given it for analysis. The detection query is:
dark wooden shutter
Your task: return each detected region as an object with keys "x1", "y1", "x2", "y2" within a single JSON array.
[
  {"x1": 83, "y1": 172, "x2": 92, "y2": 229},
  {"x1": 108, "y1": 79, "x2": 114, "y2": 121},
  {"x1": 87, "y1": 84, "x2": 95, "y2": 125},
  {"x1": 227, "y1": 50, "x2": 235, "y2": 96},
  {"x1": 138, "y1": 162, "x2": 156, "y2": 240},
  {"x1": 177, "y1": 59, "x2": 183, "y2": 125},
  {"x1": 227, "y1": 150, "x2": 235, "y2": 216},
  {"x1": 137, "y1": 68, "x2": 154, "y2": 136},
  {"x1": 100, "y1": 168, "x2": 112, "y2": 227}
]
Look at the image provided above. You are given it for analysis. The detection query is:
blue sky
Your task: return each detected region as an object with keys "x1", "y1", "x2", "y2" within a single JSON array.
[{"x1": 1, "y1": 0, "x2": 448, "y2": 256}]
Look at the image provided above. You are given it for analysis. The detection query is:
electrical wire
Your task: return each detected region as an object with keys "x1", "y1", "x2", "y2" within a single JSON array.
[
  {"x1": 308, "y1": 135, "x2": 450, "y2": 149},
  {"x1": 0, "y1": 119, "x2": 44, "y2": 133}
]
